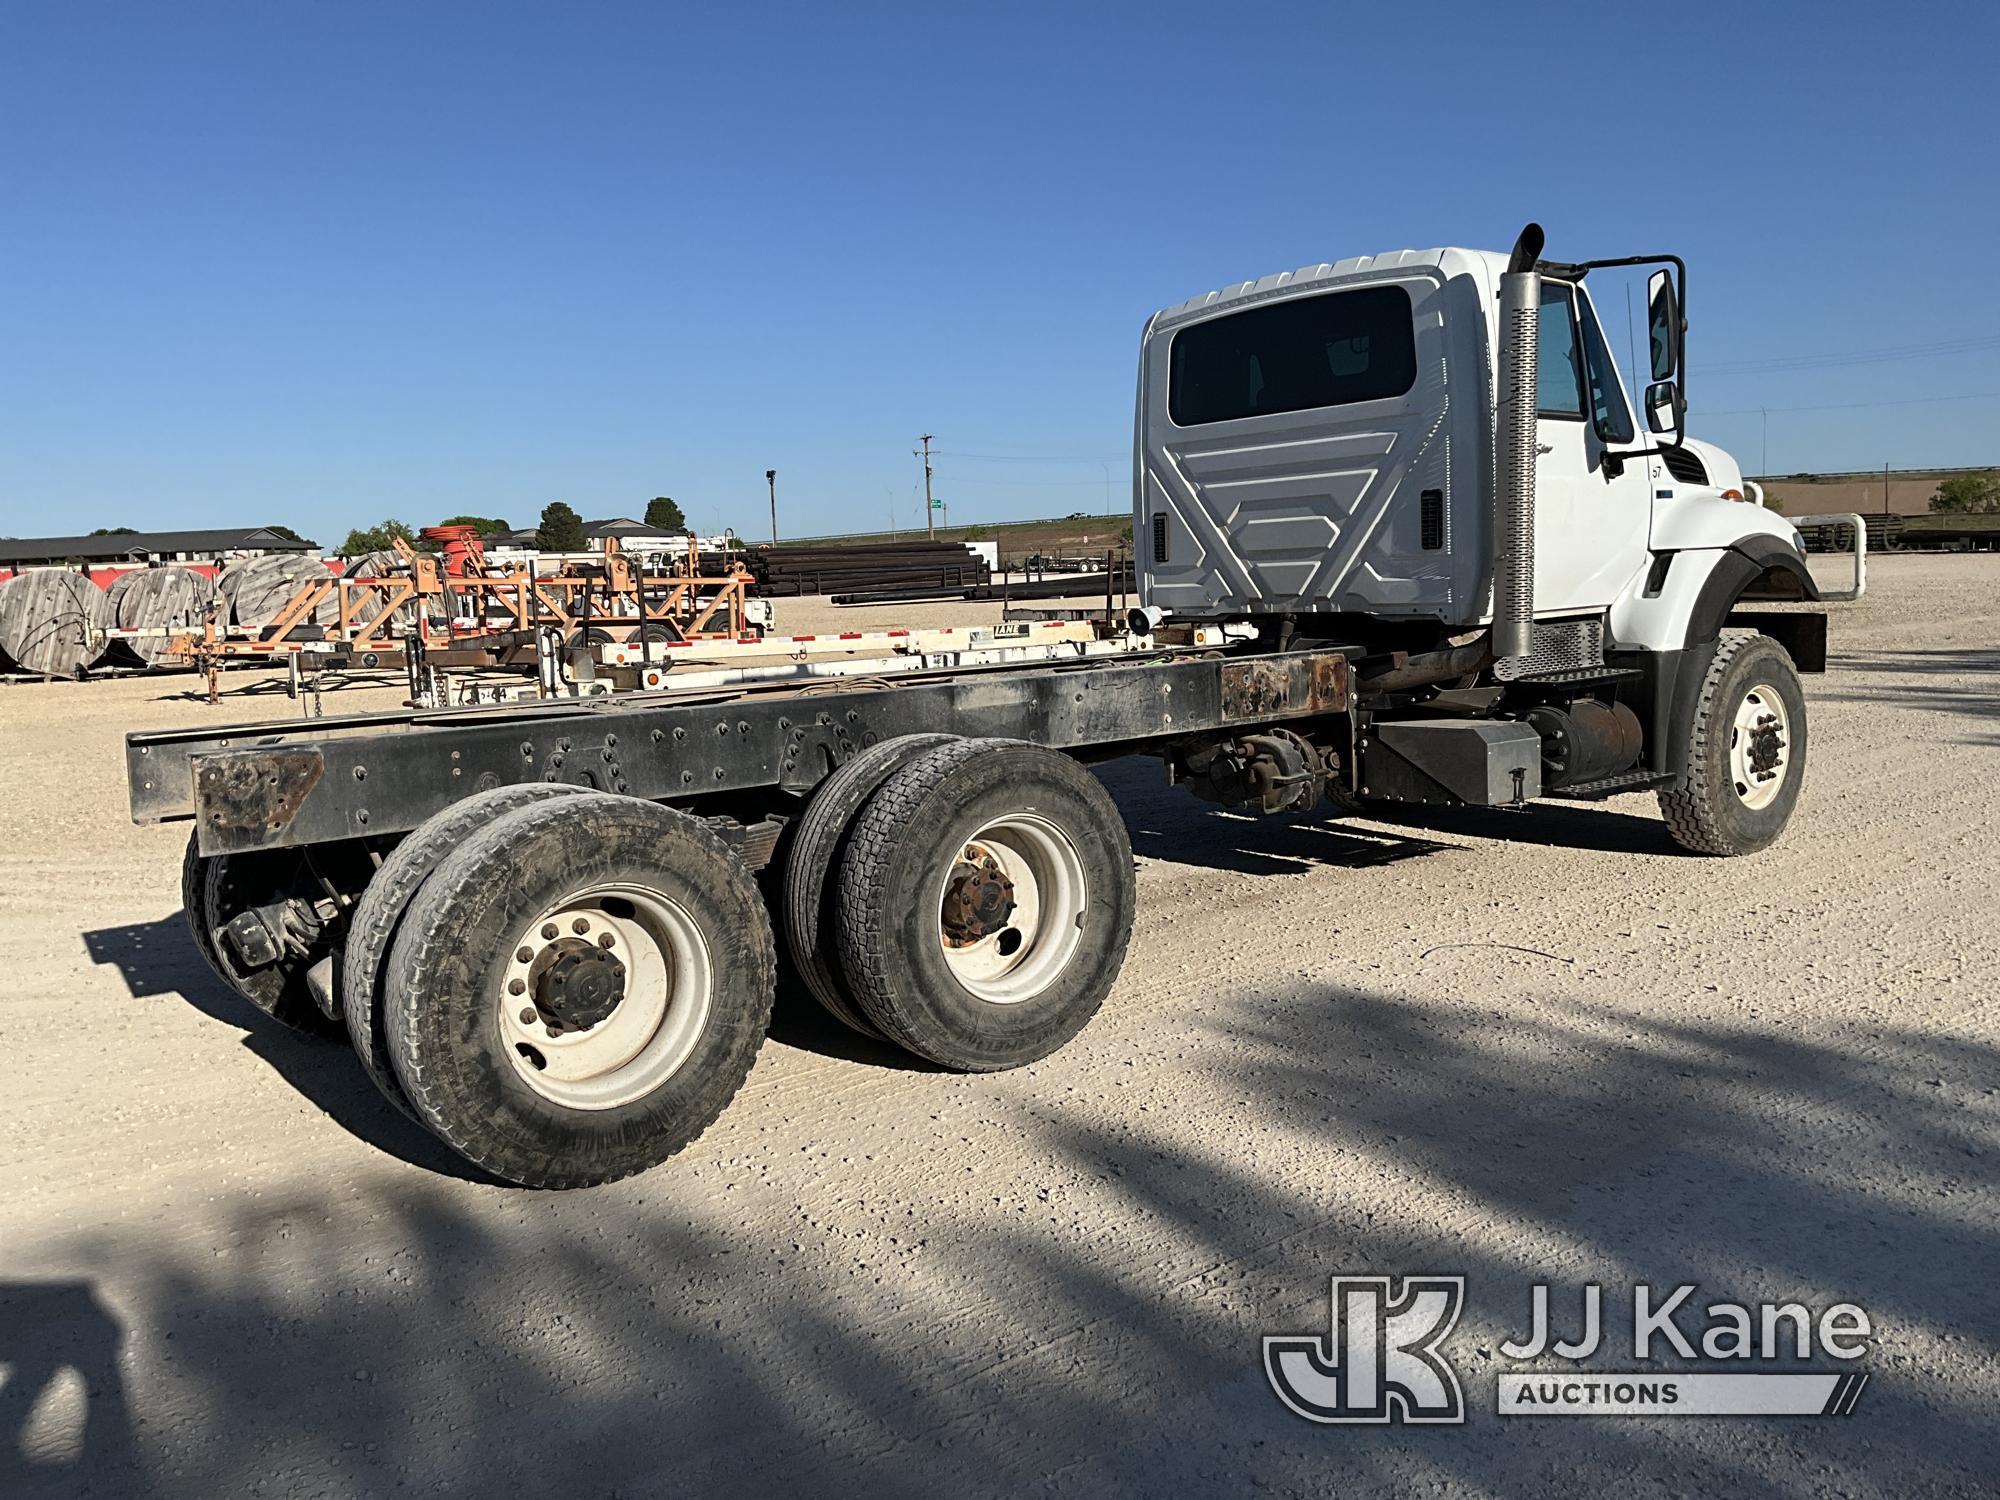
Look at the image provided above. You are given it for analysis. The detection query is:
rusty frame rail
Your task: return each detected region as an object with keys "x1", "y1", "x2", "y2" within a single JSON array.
[{"x1": 128, "y1": 647, "x2": 1354, "y2": 856}]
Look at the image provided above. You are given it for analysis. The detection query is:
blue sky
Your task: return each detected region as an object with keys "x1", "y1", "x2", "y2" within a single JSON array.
[{"x1": 2, "y1": 1, "x2": 1994, "y2": 546}]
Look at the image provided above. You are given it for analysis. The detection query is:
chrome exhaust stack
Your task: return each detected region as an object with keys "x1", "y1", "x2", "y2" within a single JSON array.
[{"x1": 1492, "y1": 223, "x2": 1543, "y2": 664}]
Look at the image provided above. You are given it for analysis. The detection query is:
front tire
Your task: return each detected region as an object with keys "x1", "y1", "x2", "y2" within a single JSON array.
[
  {"x1": 383, "y1": 796, "x2": 775, "y2": 1187},
  {"x1": 835, "y1": 739, "x2": 1135, "y2": 1071},
  {"x1": 1658, "y1": 632, "x2": 1808, "y2": 856}
]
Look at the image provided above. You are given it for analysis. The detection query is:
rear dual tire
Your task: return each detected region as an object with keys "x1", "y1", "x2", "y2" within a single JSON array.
[
  {"x1": 834, "y1": 739, "x2": 1135, "y2": 1071},
  {"x1": 341, "y1": 782, "x2": 608, "y2": 1120},
  {"x1": 780, "y1": 732, "x2": 960, "y2": 1037},
  {"x1": 382, "y1": 795, "x2": 775, "y2": 1188}
]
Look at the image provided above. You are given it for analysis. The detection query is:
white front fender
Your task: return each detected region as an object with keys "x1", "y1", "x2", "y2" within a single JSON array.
[{"x1": 1609, "y1": 548, "x2": 1731, "y2": 652}]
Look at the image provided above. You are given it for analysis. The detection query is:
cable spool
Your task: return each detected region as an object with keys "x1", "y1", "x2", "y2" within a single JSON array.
[
  {"x1": 111, "y1": 566, "x2": 220, "y2": 667},
  {"x1": 213, "y1": 558, "x2": 249, "y2": 613},
  {"x1": 0, "y1": 569, "x2": 112, "y2": 676},
  {"x1": 225, "y1": 555, "x2": 339, "y2": 634},
  {"x1": 103, "y1": 569, "x2": 144, "y2": 620}
]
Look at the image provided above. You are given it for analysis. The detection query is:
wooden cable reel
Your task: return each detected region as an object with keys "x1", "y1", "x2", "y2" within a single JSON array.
[
  {"x1": 0, "y1": 569, "x2": 113, "y2": 676},
  {"x1": 109, "y1": 567, "x2": 221, "y2": 667}
]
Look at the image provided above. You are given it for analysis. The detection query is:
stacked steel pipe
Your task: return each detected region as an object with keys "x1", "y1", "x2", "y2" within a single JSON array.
[{"x1": 746, "y1": 540, "x2": 990, "y2": 598}]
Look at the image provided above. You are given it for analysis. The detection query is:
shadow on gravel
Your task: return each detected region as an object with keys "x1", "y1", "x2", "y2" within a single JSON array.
[
  {"x1": 1097, "y1": 754, "x2": 1688, "y2": 864},
  {"x1": 1127, "y1": 807, "x2": 1455, "y2": 874},
  {"x1": 81, "y1": 916, "x2": 490, "y2": 1182},
  {"x1": 13, "y1": 981, "x2": 1997, "y2": 1496},
  {"x1": 0, "y1": 1283, "x2": 138, "y2": 1493},
  {"x1": 148, "y1": 668, "x2": 402, "y2": 706},
  {"x1": 1826, "y1": 647, "x2": 2000, "y2": 736},
  {"x1": 1360, "y1": 798, "x2": 1693, "y2": 856}
]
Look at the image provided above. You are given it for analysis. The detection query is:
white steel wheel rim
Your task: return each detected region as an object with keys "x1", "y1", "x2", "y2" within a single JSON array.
[
  {"x1": 936, "y1": 813, "x2": 1087, "y2": 1004},
  {"x1": 1729, "y1": 682, "x2": 1791, "y2": 811},
  {"x1": 498, "y1": 882, "x2": 712, "y2": 1110}
]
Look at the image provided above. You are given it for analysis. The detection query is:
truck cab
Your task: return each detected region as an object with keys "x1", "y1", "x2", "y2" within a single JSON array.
[{"x1": 1137, "y1": 225, "x2": 1829, "y2": 855}]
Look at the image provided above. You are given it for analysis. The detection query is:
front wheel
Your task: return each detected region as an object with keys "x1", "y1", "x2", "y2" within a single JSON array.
[{"x1": 1658, "y1": 632, "x2": 1808, "y2": 856}]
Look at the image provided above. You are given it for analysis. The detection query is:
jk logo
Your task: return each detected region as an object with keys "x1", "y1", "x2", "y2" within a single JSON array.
[{"x1": 1265, "y1": 1275, "x2": 1467, "y2": 1424}]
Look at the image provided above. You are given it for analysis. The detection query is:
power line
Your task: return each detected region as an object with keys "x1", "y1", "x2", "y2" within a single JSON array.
[
  {"x1": 1704, "y1": 333, "x2": 2000, "y2": 376},
  {"x1": 933, "y1": 475, "x2": 1111, "y2": 489},
  {"x1": 1695, "y1": 391, "x2": 2000, "y2": 417},
  {"x1": 931, "y1": 450, "x2": 1122, "y2": 464}
]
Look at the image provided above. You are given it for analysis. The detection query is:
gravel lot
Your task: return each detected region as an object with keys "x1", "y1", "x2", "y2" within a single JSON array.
[{"x1": 1, "y1": 554, "x2": 1995, "y2": 1497}]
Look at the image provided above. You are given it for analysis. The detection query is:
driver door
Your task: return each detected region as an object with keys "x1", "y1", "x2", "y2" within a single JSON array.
[{"x1": 1531, "y1": 280, "x2": 1653, "y2": 612}]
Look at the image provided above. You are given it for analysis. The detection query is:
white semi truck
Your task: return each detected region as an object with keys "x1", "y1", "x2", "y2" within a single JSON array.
[{"x1": 129, "y1": 226, "x2": 1848, "y2": 1187}]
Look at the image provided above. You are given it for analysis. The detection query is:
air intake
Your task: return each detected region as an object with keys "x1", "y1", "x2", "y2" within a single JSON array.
[
  {"x1": 1151, "y1": 512, "x2": 1169, "y2": 565},
  {"x1": 1659, "y1": 445, "x2": 1709, "y2": 485}
]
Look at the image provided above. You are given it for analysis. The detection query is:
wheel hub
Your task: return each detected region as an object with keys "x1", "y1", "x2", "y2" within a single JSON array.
[
  {"x1": 933, "y1": 814, "x2": 1087, "y2": 1005},
  {"x1": 533, "y1": 938, "x2": 627, "y2": 1030},
  {"x1": 1746, "y1": 719, "x2": 1784, "y2": 777},
  {"x1": 940, "y1": 846, "x2": 1016, "y2": 946},
  {"x1": 1729, "y1": 682, "x2": 1793, "y2": 811}
]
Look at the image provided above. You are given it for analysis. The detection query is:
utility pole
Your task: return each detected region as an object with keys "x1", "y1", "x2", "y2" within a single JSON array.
[
  {"x1": 1883, "y1": 461, "x2": 1890, "y2": 512},
  {"x1": 765, "y1": 469, "x2": 778, "y2": 545},
  {"x1": 915, "y1": 434, "x2": 936, "y2": 540}
]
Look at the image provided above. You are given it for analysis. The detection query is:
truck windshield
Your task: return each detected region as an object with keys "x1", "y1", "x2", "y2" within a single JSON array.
[{"x1": 1168, "y1": 284, "x2": 1416, "y2": 426}]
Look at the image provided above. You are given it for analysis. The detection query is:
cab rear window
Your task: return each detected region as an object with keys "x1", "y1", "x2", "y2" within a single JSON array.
[{"x1": 1168, "y1": 284, "x2": 1417, "y2": 426}]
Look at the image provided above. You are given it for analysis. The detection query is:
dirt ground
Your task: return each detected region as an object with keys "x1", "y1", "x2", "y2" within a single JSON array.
[{"x1": 1, "y1": 555, "x2": 1995, "y2": 1497}]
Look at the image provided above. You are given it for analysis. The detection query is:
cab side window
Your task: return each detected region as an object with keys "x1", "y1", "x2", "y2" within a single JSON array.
[
  {"x1": 1576, "y1": 291, "x2": 1636, "y2": 444},
  {"x1": 1536, "y1": 282, "x2": 1584, "y2": 418}
]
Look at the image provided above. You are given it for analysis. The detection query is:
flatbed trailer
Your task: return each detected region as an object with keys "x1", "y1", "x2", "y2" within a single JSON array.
[{"x1": 131, "y1": 224, "x2": 1860, "y2": 1188}]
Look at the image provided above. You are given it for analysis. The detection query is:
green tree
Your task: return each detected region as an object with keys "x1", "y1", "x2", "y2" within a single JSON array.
[
  {"x1": 267, "y1": 524, "x2": 309, "y2": 544},
  {"x1": 537, "y1": 502, "x2": 587, "y2": 551},
  {"x1": 644, "y1": 496, "x2": 688, "y2": 532},
  {"x1": 338, "y1": 518, "x2": 420, "y2": 556},
  {"x1": 1931, "y1": 472, "x2": 2000, "y2": 515},
  {"x1": 436, "y1": 514, "x2": 512, "y2": 538},
  {"x1": 89, "y1": 525, "x2": 141, "y2": 536}
]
